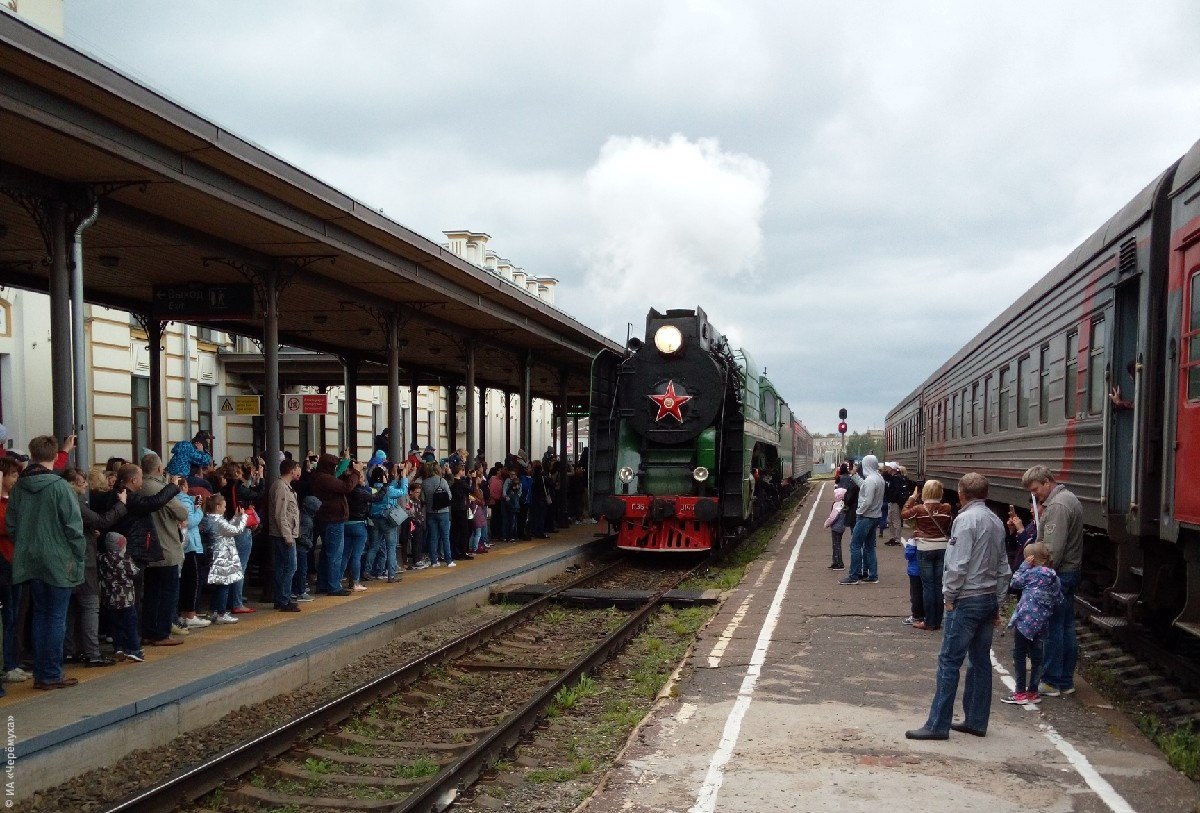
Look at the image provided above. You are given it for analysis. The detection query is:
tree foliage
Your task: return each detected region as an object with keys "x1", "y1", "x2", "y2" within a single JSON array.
[{"x1": 845, "y1": 432, "x2": 885, "y2": 460}]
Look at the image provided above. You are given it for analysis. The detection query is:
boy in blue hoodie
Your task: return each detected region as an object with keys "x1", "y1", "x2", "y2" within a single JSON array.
[
  {"x1": 293, "y1": 495, "x2": 321, "y2": 602},
  {"x1": 903, "y1": 538, "x2": 923, "y2": 626}
]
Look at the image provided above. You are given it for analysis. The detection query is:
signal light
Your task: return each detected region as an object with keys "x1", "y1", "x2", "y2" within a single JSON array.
[
  {"x1": 838, "y1": 421, "x2": 848, "y2": 435},
  {"x1": 838, "y1": 408, "x2": 847, "y2": 420}
]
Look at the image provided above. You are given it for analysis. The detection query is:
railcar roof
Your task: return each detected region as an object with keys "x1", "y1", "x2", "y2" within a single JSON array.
[
  {"x1": 1171, "y1": 136, "x2": 1200, "y2": 198},
  {"x1": 887, "y1": 163, "x2": 1178, "y2": 421}
]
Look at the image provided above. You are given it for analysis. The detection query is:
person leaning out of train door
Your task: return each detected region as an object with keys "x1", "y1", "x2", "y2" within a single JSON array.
[
  {"x1": 1020, "y1": 465, "x2": 1083, "y2": 698},
  {"x1": 840, "y1": 455, "x2": 884, "y2": 585}
]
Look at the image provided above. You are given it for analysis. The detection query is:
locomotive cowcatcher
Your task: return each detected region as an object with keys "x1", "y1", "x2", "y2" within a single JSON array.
[{"x1": 588, "y1": 307, "x2": 811, "y2": 552}]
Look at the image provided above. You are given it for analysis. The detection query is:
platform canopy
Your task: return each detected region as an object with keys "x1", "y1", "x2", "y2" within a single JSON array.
[{"x1": 0, "y1": 12, "x2": 620, "y2": 404}]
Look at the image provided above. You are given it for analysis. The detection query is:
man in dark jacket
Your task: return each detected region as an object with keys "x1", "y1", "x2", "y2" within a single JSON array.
[
  {"x1": 309, "y1": 453, "x2": 357, "y2": 595},
  {"x1": 7, "y1": 436, "x2": 85, "y2": 689}
]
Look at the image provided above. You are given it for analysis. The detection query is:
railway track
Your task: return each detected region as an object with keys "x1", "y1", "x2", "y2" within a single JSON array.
[
  {"x1": 1075, "y1": 596, "x2": 1200, "y2": 732},
  {"x1": 98, "y1": 555, "x2": 704, "y2": 813}
]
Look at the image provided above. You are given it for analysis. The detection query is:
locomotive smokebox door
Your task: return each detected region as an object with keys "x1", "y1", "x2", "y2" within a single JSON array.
[{"x1": 619, "y1": 309, "x2": 723, "y2": 443}]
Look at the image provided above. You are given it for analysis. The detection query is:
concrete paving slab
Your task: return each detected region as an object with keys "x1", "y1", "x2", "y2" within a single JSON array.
[{"x1": 582, "y1": 484, "x2": 1199, "y2": 813}]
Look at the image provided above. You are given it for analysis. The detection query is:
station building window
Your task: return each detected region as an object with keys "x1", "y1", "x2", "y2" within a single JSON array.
[
  {"x1": 131, "y1": 376, "x2": 150, "y2": 460},
  {"x1": 1088, "y1": 318, "x2": 1107, "y2": 414},
  {"x1": 1065, "y1": 331, "x2": 1079, "y2": 418},
  {"x1": 198, "y1": 384, "x2": 214, "y2": 440},
  {"x1": 1187, "y1": 271, "x2": 1200, "y2": 400}
]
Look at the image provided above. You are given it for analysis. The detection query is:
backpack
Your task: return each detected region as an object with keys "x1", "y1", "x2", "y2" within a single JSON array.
[{"x1": 430, "y1": 478, "x2": 451, "y2": 511}]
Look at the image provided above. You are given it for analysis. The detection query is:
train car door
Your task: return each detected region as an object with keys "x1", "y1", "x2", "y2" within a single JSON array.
[
  {"x1": 1107, "y1": 279, "x2": 1139, "y2": 516},
  {"x1": 1176, "y1": 255, "x2": 1200, "y2": 525}
]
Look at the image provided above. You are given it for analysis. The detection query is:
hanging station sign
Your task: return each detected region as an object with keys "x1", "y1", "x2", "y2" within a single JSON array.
[{"x1": 152, "y1": 283, "x2": 255, "y2": 321}]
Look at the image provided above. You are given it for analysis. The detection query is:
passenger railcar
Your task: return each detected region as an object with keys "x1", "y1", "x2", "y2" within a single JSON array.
[
  {"x1": 887, "y1": 135, "x2": 1200, "y2": 637},
  {"x1": 589, "y1": 307, "x2": 811, "y2": 552}
]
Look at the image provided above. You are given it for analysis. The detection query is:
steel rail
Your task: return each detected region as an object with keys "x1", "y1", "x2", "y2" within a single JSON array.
[
  {"x1": 99, "y1": 553, "x2": 626, "y2": 813},
  {"x1": 388, "y1": 559, "x2": 707, "y2": 813}
]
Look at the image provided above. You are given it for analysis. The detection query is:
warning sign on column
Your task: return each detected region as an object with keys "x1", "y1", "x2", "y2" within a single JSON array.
[
  {"x1": 283, "y1": 394, "x2": 329, "y2": 414},
  {"x1": 217, "y1": 395, "x2": 262, "y2": 416}
]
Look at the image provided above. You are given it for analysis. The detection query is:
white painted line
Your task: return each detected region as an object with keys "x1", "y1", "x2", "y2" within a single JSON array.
[
  {"x1": 706, "y1": 594, "x2": 754, "y2": 668},
  {"x1": 990, "y1": 651, "x2": 1136, "y2": 813},
  {"x1": 689, "y1": 483, "x2": 826, "y2": 813},
  {"x1": 705, "y1": 493, "x2": 813, "y2": 669}
]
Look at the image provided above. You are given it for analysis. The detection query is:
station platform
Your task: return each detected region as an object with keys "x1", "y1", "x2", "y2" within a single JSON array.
[
  {"x1": 8, "y1": 525, "x2": 605, "y2": 796},
  {"x1": 582, "y1": 483, "x2": 1200, "y2": 813}
]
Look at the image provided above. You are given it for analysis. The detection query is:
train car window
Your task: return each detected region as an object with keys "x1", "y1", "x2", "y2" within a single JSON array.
[
  {"x1": 971, "y1": 382, "x2": 979, "y2": 436},
  {"x1": 1188, "y1": 271, "x2": 1200, "y2": 400},
  {"x1": 1065, "y1": 331, "x2": 1079, "y2": 418},
  {"x1": 1038, "y1": 344, "x2": 1050, "y2": 424},
  {"x1": 959, "y1": 388, "x2": 967, "y2": 437},
  {"x1": 1017, "y1": 356, "x2": 1030, "y2": 427},
  {"x1": 984, "y1": 374, "x2": 994, "y2": 433},
  {"x1": 998, "y1": 366, "x2": 1010, "y2": 432},
  {"x1": 1088, "y1": 318, "x2": 1107, "y2": 414},
  {"x1": 950, "y1": 393, "x2": 958, "y2": 439}
]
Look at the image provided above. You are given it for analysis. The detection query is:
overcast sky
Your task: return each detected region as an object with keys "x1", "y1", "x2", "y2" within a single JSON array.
[{"x1": 62, "y1": 1, "x2": 1200, "y2": 434}]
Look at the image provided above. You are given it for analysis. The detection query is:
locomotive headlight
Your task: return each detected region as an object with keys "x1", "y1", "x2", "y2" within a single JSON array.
[
  {"x1": 618, "y1": 466, "x2": 635, "y2": 484},
  {"x1": 693, "y1": 466, "x2": 710, "y2": 482},
  {"x1": 654, "y1": 325, "x2": 683, "y2": 355}
]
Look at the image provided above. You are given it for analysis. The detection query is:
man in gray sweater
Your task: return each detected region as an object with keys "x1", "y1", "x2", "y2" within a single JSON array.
[
  {"x1": 1022, "y1": 465, "x2": 1084, "y2": 696},
  {"x1": 906, "y1": 472, "x2": 1009, "y2": 740},
  {"x1": 839, "y1": 454, "x2": 884, "y2": 584}
]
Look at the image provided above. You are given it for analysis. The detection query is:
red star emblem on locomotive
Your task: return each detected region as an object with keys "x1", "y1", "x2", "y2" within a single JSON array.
[{"x1": 649, "y1": 380, "x2": 693, "y2": 422}]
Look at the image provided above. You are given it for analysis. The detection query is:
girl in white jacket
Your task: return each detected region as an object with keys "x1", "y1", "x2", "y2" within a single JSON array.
[{"x1": 201, "y1": 494, "x2": 248, "y2": 624}]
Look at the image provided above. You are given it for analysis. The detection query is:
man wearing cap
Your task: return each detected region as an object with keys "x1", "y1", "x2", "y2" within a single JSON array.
[{"x1": 422, "y1": 445, "x2": 437, "y2": 464}]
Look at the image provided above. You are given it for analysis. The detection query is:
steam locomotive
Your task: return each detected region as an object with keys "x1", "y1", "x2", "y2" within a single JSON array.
[{"x1": 589, "y1": 307, "x2": 812, "y2": 552}]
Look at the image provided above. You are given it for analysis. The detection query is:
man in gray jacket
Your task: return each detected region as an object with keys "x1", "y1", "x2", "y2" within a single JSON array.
[
  {"x1": 907, "y1": 472, "x2": 1009, "y2": 740},
  {"x1": 269, "y1": 460, "x2": 301, "y2": 612},
  {"x1": 139, "y1": 453, "x2": 188, "y2": 645},
  {"x1": 839, "y1": 454, "x2": 884, "y2": 584},
  {"x1": 1022, "y1": 465, "x2": 1084, "y2": 696}
]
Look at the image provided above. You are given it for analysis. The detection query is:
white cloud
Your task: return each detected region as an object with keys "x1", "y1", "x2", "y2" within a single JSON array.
[{"x1": 579, "y1": 134, "x2": 770, "y2": 336}]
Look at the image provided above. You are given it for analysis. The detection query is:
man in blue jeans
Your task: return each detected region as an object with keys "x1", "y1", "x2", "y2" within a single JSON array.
[
  {"x1": 907, "y1": 473, "x2": 1009, "y2": 740},
  {"x1": 840, "y1": 455, "x2": 884, "y2": 585},
  {"x1": 7, "y1": 435, "x2": 86, "y2": 690},
  {"x1": 1022, "y1": 465, "x2": 1084, "y2": 696},
  {"x1": 269, "y1": 460, "x2": 301, "y2": 612}
]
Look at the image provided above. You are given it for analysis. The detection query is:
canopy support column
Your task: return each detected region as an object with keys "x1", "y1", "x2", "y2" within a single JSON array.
[
  {"x1": 465, "y1": 339, "x2": 476, "y2": 465},
  {"x1": 342, "y1": 356, "x2": 360, "y2": 459},
  {"x1": 387, "y1": 312, "x2": 403, "y2": 463},
  {"x1": 262, "y1": 264, "x2": 281, "y2": 489}
]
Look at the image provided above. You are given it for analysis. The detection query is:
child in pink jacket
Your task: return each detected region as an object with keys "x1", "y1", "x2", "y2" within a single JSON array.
[{"x1": 823, "y1": 487, "x2": 847, "y2": 570}]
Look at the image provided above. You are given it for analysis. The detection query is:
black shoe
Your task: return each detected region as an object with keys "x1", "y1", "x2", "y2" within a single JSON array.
[
  {"x1": 885, "y1": 539, "x2": 901, "y2": 546},
  {"x1": 950, "y1": 723, "x2": 986, "y2": 737},
  {"x1": 905, "y1": 727, "x2": 949, "y2": 740},
  {"x1": 278, "y1": 603, "x2": 301, "y2": 613},
  {"x1": 84, "y1": 656, "x2": 116, "y2": 667},
  {"x1": 863, "y1": 577, "x2": 879, "y2": 583},
  {"x1": 831, "y1": 564, "x2": 845, "y2": 570},
  {"x1": 333, "y1": 589, "x2": 352, "y2": 597}
]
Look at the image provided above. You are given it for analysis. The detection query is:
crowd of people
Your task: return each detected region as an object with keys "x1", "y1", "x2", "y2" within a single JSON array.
[
  {"x1": 0, "y1": 425, "x2": 593, "y2": 692},
  {"x1": 821, "y1": 454, "x2": 1084, "y2": 739}
]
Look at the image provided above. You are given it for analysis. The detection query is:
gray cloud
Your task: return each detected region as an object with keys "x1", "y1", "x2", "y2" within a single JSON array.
[{"x1": 63, "y1": 0, "x2": 1200, "y2": 432}]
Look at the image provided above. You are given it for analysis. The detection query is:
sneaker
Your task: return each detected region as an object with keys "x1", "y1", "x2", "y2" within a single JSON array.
[
  {"x1": 124, "y1": 650, "x2": 145, "y2": 663},
  {"x1": 171, "y1": 624, "x2": 190, "y2": 636},
  {"x1": 294, "y1": 593, "x2": 315, "y2": 602},
  {"x1": 184, "y1": 616, "x2": 212, "y2": 628},
  {"x1": 2, "y1": 668, "x2": 31, "y2": 683},
  {"x1": 215, "y1": 613, "x2": 239, "y2": 624},
  {"x1": 1024, "y1": 692, "x2": 1042, "y2": 703},
  {"x1": 1000, "y1": 692, "x2": 1028, "y2": 704},
  {"x1": 903, "y1": 616, "x2": 916, "y2": 626},
  {"x1": 352, "y1": 583, "x2": 368, "y2": 592},
  {"x1": 230, "y1": 606, "x2": 256, "y2": 615},
  {"x1": 863, "y1": 577, "x2": 879, "y2": 583},
  {"x1": 1037, "y1": 682, "x2": 1061, "y2": 697},
  {"x1": 84, "y1": 656, "x2": 116, "y2": 667},
  {"x1": 1059, "y1": 686, "x2": 1076, "y2": 696},
  {"x1": 412, "y1": 560, "x2": 431, "y2": 570},
  {"x1": 447, "y1": 561, "x2": 457, "y2": 568},
  {"x1": 278, "y1": 603, "x2": 301, "y2": 613},
  {"x1": 838, "y1": 577, "x2": 860, "y2": 585},
  {"x1": 431, "y1": 561, "x2": 444, "y2": 568}
]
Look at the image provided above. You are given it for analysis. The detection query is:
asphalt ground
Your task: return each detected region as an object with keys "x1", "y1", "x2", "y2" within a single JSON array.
[{"x1": 580, "y1": 482, "x2": 1199, "y2": 813}]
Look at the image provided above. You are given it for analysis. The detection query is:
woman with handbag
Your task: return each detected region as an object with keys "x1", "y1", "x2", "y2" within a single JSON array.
[
  {"x1": 900, "y1": 480, "x2": 954, "y2": 631},
  {"x1": 367, "y1": 462, "x2": 414, "y2": 582}
]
